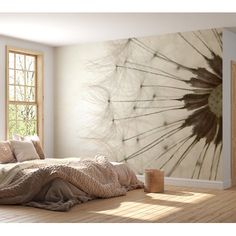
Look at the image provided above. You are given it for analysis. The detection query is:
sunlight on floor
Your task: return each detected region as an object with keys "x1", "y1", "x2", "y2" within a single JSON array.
[
  {"x1": 1, "y1": 187, "x2": 233, "y2": 223},
  {"x1": 91, "y1": 190, "x2": 216, "y2": 222}
]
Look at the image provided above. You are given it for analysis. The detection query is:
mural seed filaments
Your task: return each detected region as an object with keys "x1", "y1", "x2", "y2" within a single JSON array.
[{"x1": 84, "y1": 28, "x2": 222, "y2": 181}]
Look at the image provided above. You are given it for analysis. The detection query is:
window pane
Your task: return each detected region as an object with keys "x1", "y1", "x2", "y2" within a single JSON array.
[
  {"x1": 9, "y1": 53, "x2": 14, "y2": 69},
  {"x1": 16, "y1": 54, "x2": 25, "y2": 70},
  {"x1": 16, "y1": 86, "x2": 25, "y2": 101},
  {"x1": 17, "y1": 105, "x2": 26, "y2": 121},
  {"x1": 16, "y1": 105, "x2": 35, "y2": 136},
  {"x1": 17, "y1": 105, "x2": 37, "y2": 121},
  {"x1": 9, "y1": 69, "x2": 15, "y2": 84},
  {"x1": 9, "y1": 85, "x2": 15, "y2": 101},
  {"x1": 26, "y1": 72, "x2": 35, "y2": 86},
  {"x1": 27, "y1": 120, "x2": 37, "y2": 135},
  {"x1": 26, "y1": 56, "x2": 35, "y2": 71},
  {"x1": 9, "y1": 104, "x2": 16, "y2": 121},
  {"x1": 16, "y1": 120, "x2": 37, "y2": 136},
  {"x1": 28, "y1": 105, "x2": 37, "y2": 120},
  {"x1": 9, "y1": 121, "x2": 17, "y2": 139},
  {"x1": 26, "y1": 87, "x2": 35, "y2": 102},
  {"x1": 16, "y1": 121, "x2": 27, "y2": 136},
  {"x1": 16, "y1": 70, "x2": 25, "y2": 85}
]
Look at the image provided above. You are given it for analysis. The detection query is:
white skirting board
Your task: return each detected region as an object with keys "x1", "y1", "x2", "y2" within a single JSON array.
[{"x1": 136, "y1": 175, "x2": 227, "y2": 190}]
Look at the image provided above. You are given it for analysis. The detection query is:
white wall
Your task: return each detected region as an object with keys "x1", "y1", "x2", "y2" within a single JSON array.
[
  {"x1": 0, "y1": 35, "x2": 54, "y2": 158},
  {"x1": 222, "y1": 29, "x2": 236, "y2": 188},
  {"x1": 54, "y1": 43, "x2": 109, "y2": 158}
]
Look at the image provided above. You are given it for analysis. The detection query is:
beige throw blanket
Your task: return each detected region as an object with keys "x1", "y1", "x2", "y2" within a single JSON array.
[{"x1": 0, "y1": 156, "x2": 143, "y2": 211}]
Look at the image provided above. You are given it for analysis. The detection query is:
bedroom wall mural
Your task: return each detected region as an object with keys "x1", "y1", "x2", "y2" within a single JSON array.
[
  {"x1": 79, "y1": 28, "x2": 223, "y2": 181},
  {"x1": 54, "y1": 28, "x2": 222, "y2": 181}
]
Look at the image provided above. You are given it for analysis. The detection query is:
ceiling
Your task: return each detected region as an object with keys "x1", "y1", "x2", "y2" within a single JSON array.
[{"x1": 1, "y1": 13, "x2": 236, "y2": 47}]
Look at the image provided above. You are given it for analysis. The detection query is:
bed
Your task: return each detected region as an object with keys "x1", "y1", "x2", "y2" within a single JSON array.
[{"x1": 0, "y1": 156, "x2": 143, "y2": 211}]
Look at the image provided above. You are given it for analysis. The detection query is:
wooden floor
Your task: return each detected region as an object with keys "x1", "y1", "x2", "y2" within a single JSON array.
[{"x1": 1, "y1": 185, "x2": 236, "y2": 223}]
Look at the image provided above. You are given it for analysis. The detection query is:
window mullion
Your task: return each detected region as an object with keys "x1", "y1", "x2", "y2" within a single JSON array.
[
  {"x1": 14, "y1": 53, "x2": 16, "y2": 101},
  {"x1": 24, "y1": 55, "x2": 26, "y2": 103}
]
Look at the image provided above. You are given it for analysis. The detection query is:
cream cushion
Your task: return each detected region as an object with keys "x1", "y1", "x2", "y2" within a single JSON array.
[
  {"x1": 24, "y1": 135, "x2": 45, "y2": 160},
  {"x1": 0, "y1": 141, "x2": 16, "y2": 164},
  {"x1": 13, "y1": 134, "x2": 45, "y2": 159},
  {"x1": 10, "y1": 140, "x2": 40, "y2": 162}
]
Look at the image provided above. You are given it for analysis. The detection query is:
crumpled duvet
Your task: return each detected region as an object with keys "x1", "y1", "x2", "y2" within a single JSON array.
[{"x1": 0, "y1": 156, "x2": 143, "y2": 211}]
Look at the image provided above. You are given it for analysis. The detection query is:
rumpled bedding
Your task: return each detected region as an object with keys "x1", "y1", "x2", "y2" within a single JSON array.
[{"x1": 0, "y1": 156, "x2": 143, "y2": 211}]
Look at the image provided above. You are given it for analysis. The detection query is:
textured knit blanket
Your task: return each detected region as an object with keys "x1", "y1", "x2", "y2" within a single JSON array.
[{"x1": 0, "y1": 156, "x2": 143, "y2": 211}]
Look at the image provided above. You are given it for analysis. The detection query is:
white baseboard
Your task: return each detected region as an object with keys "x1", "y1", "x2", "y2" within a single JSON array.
[
  {"x1": 137, "y1": 175, "x2": 225, "y2": 190},
  {"x1": 223, "y1": 179, "x2": 232, "y2": 189}
]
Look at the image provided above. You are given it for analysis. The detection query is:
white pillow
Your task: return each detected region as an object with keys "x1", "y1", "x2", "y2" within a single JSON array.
[
  {"x1": 12, "y1": 134, "x2": 45, "y2": 160},
  {"x1": 12, "y1": 134, "x2": 24, "y2": 141},
  {"x1": 10, "y1": 140, "x2": 40, "y2": 162}
]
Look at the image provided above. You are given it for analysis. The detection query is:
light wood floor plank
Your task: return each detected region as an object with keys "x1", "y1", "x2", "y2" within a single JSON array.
[{"x1": 0, "y1": 186, "x2": 236, "y2": 223}]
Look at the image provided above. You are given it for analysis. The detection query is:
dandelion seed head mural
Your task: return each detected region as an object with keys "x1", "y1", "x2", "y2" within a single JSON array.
[{"x1": 81, "y1": 28, "x2": 223, "y2": 180}]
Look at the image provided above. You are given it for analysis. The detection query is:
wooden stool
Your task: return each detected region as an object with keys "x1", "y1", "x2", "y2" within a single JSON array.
[{"x1": 144, "y1": 169, "x2": 164, "y2": 193}]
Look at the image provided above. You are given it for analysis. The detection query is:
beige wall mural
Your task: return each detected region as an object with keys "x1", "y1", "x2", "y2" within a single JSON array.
[{"x1": 55, "y1": 28, "x2": 223, "y2": 181}]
